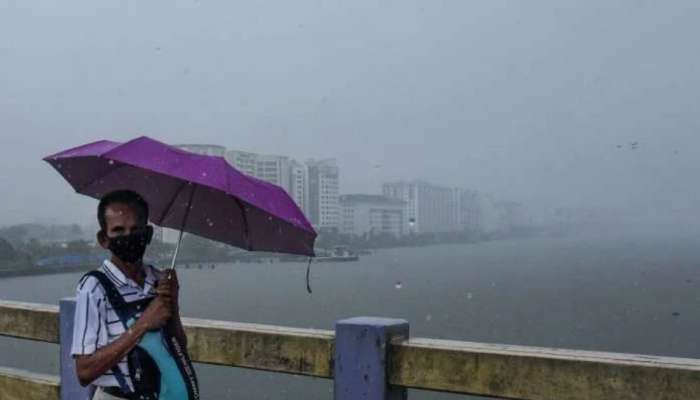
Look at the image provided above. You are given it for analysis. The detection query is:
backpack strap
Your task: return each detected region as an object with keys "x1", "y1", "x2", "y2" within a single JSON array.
[{"x1": 81, "y1": 270, "x2": 133, "y2": 395}]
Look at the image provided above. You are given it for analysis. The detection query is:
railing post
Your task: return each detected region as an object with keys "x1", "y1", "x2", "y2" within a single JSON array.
[
  {"x1": 334, "y1": 317, "x2": 409, "y2": 400},
  {"x1": 59, "y1": 297, "x2": 92, "y2": 400}
]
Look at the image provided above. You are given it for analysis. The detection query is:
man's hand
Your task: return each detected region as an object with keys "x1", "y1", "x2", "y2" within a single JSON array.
[
  {"x1": 138, "y1": 295, "x2": 172, "y2": 331},
  {"x1": 157, "y1": 269, "x2": 189, "y2": 348},
  {"x1": 156, "y1": 269, "x2": 180, "y2": 309}
]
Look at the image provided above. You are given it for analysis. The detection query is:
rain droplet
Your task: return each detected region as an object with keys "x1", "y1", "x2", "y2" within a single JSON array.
[
  {"x1": 201, "y1": 172, "x2": 207, "y2": 177},
  {"x1": 394, "y1": 281, "x2": 402, "y2": 290},
  {"x1": 466, "y1": 292, "x2": 473, "y2": 300},
  {"x1": 425, "y1": 314, "x2": 432, "y2": 322},
  {"x1": 108, "y1": 160, "x2": 115, "y2": 165},
  {"x1": 56, "y1": 163, "x2": 62, "y2": 169}
]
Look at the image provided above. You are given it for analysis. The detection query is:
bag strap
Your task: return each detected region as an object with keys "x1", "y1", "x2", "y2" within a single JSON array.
[{"x1": 81, "y1": 270, "x2": 133, "y2": 395}]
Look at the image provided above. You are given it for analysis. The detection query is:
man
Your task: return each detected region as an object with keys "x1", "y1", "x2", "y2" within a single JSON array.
[{"x1": 71, "y1": 190, "x2": 191, "y2": 399}]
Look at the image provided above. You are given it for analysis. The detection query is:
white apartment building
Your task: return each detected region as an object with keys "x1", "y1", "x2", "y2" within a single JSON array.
[
  {"x1": 224, "y1": 150, "x2": 258, "y2": 176},
  {"x1": 340, "y1": 195, "x2": 405, "y2": 238},
  {"x1": 255, "y1": 154, "x2": 292, "y2": 190},
  {"x1": 307, "y1": 159, "x2": 340, "y2": 231},
  {"x1": 449, "y1": 188, "x2": 480, "y2": 233},
  {"x1": 290, "y1": 160, "x2": 309, "y2": 217},
  {"x1": 225, "y1": 150, "x2": 309, "y2": 216},
  {"x1": 382, "y1": 180, "x2": 453, "y2": 234}
]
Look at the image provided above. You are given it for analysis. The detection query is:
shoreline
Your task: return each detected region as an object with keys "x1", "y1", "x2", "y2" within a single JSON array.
[
  {"x1": 0, "y1": 264, "x2": 94, "y2": 279},
  {"x1": 0, "y1": 234, "x2": 563, "y2": 279}
]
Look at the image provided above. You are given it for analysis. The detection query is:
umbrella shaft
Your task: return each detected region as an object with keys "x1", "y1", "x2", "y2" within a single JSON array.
[
  {"x1": 169, "y1": 228, "x2": 185, "y2": 270},
  {"x1": 169, "y1": 184, "x2": 196, "y2": 270}
]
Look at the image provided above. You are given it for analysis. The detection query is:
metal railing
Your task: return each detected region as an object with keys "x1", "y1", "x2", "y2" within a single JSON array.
[{"x1": 1, "y1": 299, "x2": 699, "y2": 399}]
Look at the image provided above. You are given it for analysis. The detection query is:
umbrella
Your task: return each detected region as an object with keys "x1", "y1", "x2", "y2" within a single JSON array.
[{"x1": 43, "y1": 136, "x2": 317, "y2": 270}]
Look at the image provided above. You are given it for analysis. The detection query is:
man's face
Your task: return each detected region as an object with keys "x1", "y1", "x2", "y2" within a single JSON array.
[
  {"x1": 98, "y1": 201, "x2": 153, "y2": 265},
  {"x1": 98, "y1": 203, "x2": 152, "y2": 259},
  {"x1": 103, "y1": 203, "x2": 144, "y2": 239}
]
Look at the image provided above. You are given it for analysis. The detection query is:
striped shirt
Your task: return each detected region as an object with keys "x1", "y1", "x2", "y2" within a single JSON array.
[{"x1": 71, "y1": 259, "x2": 161, "y2": 389}]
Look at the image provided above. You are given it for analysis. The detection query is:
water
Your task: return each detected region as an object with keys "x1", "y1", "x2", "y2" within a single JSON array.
[{"x1": 1, "y1": 235, "x2": 699, "y2": 399}]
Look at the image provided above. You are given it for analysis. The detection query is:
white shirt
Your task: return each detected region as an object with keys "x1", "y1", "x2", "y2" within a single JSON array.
[{"x1": 71, "y1": 259, "x2": 161, "y2": 389}]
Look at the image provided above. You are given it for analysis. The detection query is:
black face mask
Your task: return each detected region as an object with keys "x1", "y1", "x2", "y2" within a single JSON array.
[{"x1": 107, "y1": 228, "x2": 151, "y2": 263}]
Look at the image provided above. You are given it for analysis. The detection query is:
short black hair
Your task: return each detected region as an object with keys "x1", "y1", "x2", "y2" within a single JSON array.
[{"x1": 97, "y1": 190, "x2": 149, "y2": 231}]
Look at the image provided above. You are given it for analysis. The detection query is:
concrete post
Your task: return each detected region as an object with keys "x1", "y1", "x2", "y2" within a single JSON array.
[
  {"x1": 334, "y1": 317, "x2": 409, "y2": 400},
  {"x1": 59, "y1": 298, "x2": 92, "y2": 400}
]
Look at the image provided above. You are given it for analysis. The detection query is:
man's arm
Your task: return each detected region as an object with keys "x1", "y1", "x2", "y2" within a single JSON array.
[
  {"x1": 74, "y1": 295, "x2": 173, "y2": 386},
  {"x1": 75, "y1": 321, "x2": 149, "y2": 386}
]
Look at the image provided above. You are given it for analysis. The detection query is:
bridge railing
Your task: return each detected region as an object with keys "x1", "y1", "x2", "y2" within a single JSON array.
[{"x1": 1, "y1": 298, "x2": 699, "y2": 400}]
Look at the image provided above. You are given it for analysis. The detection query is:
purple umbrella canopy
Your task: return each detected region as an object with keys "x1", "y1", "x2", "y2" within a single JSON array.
[{"x1": 43, "y1": 136, "x2": 316, "y2": 258}]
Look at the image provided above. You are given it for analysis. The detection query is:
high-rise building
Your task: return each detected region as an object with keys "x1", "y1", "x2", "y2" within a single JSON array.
[
  {"x1": 255, "y1": 154, "x2": 292, "y2": 190},
  {"x1": 289, "y1": 160, "x2": 308, "y2": 217},
  {"x1": 449, "y1": 188, "x2": 480, "y2": 233},
  {"x1": 225, "y1": 151, "x2": 309, "y2": 215},
  {"x1": 307, "y1": 159, "x2": 340, "y2": 231},
  {"x1": 224, "y1": 150, "x2": 257, "y2": 176},
  {"x1": 340, "y1": 194, "x2": 405, "y2": 238},
  {"x1": 382, "y1": 180, "x2": 453, "y2": 234}
]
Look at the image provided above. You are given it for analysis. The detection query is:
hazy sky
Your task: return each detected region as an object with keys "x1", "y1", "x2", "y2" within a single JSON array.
[{"x1": 1, "y1": 0, "x2": 699, "y2": 226}]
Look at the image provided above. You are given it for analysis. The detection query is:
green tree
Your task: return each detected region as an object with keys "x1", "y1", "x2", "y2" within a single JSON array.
[
  {"x1": 0, "y1": 237, "x2": 18, "y2": 261},
  {"x1": 66, "y1": 240, "x2": 91, "y2": 254}
]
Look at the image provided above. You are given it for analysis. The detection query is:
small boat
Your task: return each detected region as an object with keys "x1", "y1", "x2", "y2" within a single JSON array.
[{"x1": 314, "y1": 246, "x2": 359, "y2": 262}]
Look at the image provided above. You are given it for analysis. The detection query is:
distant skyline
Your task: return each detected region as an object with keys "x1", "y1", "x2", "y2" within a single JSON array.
[{"x1": 2, "y1": 1, "x2": 700, "y2": 230}]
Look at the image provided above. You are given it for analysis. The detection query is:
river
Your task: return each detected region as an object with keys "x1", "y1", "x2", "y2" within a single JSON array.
[{"x1": 1, "y1": 234, "x2": 699, "y2": 399}]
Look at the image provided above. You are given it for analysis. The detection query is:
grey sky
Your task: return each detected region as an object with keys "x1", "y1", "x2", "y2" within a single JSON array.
[{"x1": 1, "y1": 0, "x2": 699, "y2": 227}]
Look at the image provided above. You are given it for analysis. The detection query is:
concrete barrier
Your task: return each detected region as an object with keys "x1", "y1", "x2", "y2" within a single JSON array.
[
  {"x1": 0, "y1": 366, "x2": 60, "y2": 400},
  {"x1": 2, "y1": 298, "x2": 700, "y2": 399}
]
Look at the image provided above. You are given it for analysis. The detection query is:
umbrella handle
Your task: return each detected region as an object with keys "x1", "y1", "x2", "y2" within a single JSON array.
[
  {"x1": 306, "y1": 257, "x2": 313, "y2": 294},
  {"x1": 169, "y1": 184, "x2": 197, "y2": 270}
]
